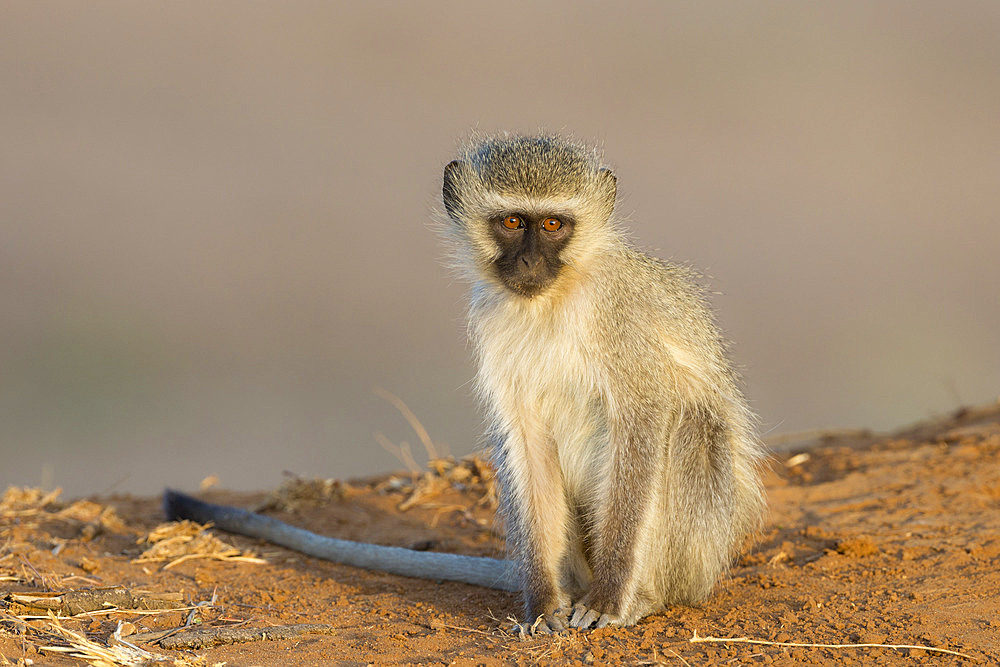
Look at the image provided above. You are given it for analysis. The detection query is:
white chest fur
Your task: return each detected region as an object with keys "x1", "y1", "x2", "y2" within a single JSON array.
[{"x1": 471, "y1": 286, "x2": 608, "y2": 500}]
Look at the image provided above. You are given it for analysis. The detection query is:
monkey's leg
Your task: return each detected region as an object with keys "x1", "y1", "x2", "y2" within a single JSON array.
[
  {"x1": 568, "y1": 412, "x2": 666, "y2": 630},
  {"x1": 495, "y1": 432, "x2": 573, "y2": 634},
  {"x1": 658, "y1": 402, "x2": 741, "y2": 604}
]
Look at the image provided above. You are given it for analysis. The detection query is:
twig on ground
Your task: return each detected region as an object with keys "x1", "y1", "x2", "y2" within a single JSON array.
[
  {"x1": 153, "y1": 623, "x2": 336, "y2": 649},
  {"x1": 128, "y1": 591, "x2": 222, "y2": 647},
  {"x1": 689, "y1": 629, "x2": 976, "y2": 661},
  {"x1": 427, "y1": 618, "x2": 499, "y2": 639},
  {"x1": 666, "y1": 647, "x2": 691, "y2": 666},
  {"x1": 7, "y1": 587, "x2": 185, "y2": 616}
]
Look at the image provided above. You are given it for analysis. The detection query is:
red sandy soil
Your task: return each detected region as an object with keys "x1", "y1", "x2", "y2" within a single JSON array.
[{"x1": 2, "y1": 403, "x2": 999, "y2": 665}]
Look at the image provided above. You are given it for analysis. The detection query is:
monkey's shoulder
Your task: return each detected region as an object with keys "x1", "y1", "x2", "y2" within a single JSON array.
[{"x1": 589, "y1": 249, "x2": 714, "y2": 327}]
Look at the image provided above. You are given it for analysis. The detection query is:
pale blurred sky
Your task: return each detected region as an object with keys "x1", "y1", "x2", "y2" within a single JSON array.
[{"x1": 2, "y1": 1, "x2": 998, "y2": 496}]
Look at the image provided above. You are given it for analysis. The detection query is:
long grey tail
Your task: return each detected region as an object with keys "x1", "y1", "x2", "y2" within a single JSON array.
[{"x1": 163, "y1": 489, "x2": 518, "y2": 592}]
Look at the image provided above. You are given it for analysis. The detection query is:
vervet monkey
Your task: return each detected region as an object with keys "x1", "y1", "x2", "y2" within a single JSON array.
[
  {"x1": 440, "y1": 134, "x2": 765, "y2": 632},
  {"x1": 166, "y1": 133, "x2": 765, "y2": 634}
]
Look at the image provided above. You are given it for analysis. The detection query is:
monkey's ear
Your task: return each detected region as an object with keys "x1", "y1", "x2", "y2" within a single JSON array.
[
  {"x1": 598, "y1": 167, "x2": 617, "y2": 210},
  {"x1": 599, "y1": 167, "x2": 617, "y2": 195},
  {"x1": 443, "y1": 160, "x2": 465, "y2": 219}
]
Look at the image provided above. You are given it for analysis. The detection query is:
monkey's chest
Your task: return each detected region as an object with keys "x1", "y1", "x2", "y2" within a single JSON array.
[
  {"x1": 476, "y1": 319, "x2": 607, "y2": 493},
  {"x1": 479, "y1": 315, "x2": 594, "y2": 406}
]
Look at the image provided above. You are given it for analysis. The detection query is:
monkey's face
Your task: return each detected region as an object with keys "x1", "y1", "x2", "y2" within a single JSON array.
[
  {"x1": 490, "y1": 213, "x2": 573, "y2": 297},
  {"x1": 441, "y1": 136, "x2": 618, "y2": 295}
]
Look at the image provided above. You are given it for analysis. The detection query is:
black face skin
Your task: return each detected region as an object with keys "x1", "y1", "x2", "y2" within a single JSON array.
[{"x1": 491, "y1": 213, "x2": 574, "y2": 297}]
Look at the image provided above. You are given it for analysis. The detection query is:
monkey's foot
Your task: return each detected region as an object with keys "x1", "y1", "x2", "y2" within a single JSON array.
[
  {"x1": 509, "y1": 607, "x2": 571, "y2": 637},
  {"x1": 568, "y1": 603, "x2": 625, "y2": 630}
]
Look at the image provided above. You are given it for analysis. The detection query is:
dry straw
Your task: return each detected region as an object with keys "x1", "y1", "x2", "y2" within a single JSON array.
[{"x1": 690, "y1": 629, "x2": 976, "y2": 661}]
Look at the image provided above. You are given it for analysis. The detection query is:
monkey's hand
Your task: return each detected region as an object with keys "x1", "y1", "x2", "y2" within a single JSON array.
[
  {"x1": 509, "y1": 607, "x2": 572, "y2": 636},
  {"x1": 567, "y1": 593, "x2": 627, "y2": 630}
]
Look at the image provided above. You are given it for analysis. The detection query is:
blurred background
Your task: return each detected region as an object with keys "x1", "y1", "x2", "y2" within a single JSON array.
[{"x1": 2, "y1": 1, "x2": 998, "y2": 497}]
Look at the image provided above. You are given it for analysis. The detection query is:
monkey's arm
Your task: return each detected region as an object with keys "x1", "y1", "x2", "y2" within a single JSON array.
[
  {"x1": 569, "y1": 391, "x2": 667, "y2": 629},
  {"x1": 163, "y1": 490, "x2": 518, "y2": 592},
  {"x1": 567, "y1": 314, "x2": 676, "y2": 630},
  {"x1": 490, "y1": 434, "x2": 573, "y2": 632}
]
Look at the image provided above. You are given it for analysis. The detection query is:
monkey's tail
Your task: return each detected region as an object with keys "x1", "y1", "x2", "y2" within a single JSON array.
[{"x1": 163, "y1": 489, "x2": 518, "y2": 592}]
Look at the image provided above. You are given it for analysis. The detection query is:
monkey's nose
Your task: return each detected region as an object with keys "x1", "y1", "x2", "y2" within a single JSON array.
[{"x1": 520, "y1": 253, "x2": 542, "y2": 270}]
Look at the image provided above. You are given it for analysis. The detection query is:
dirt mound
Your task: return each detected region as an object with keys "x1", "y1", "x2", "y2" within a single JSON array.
[{"x1": 3, "y1": 404, "x2": 999, "y2": 665}]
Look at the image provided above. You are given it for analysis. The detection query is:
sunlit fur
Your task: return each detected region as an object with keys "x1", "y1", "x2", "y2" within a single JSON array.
[{"x1": 439, "y1": 133, "x2": 767, "y2": 629}]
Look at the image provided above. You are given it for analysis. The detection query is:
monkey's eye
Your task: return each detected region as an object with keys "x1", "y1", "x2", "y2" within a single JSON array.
[
  {"x1": 502, "y1": 215, "x2": 523, "y2": 230},
  {"x1": 541, "y1": 217, "x2": 563, "y2": 232}
]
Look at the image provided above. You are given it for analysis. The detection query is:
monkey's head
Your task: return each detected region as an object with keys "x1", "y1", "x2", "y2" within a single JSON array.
[{"x1": 441, "y1": 134, "x2": 617, "y2": 298}]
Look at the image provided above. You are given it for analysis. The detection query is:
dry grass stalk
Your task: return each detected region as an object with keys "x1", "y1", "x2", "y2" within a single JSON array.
[
  {"x1": 0, "y1": 487, "x2": 63, "y2": 515},
  {"x1": 0, "y1": 487, "x2": 128, "y2": 537},
  {"x1": 426, "y1": 618, "x2": 497, "y2": 638},
  {"x1": 397, "y1": 475, "x2": 450, "y2": 512},
  {"x1": 2, "y1": 612, "x2": 171, "y2": 666},
  {"x1": 381, "y1": 455, "x2": 498, "y2": 514},
  {"x1": 635, "y1": 647, "x2": 692, "y2": 667},
  {"x1": 665, "y1": 648, "x2": 692, "y2": 666},
  {"x1": 4, "y1": 595, "x2": 221, "y2": 665},
  {"x1": 39, "y1": 617, "x2": 171, "y2": 666},
  {"x1": 134, "y1": 521, "x2": 266, "y2": 570},
  {"x1": 689, "y1": 629, "x2": 976, "y2": 661},
  {"x1": 373, "y1": 386, "x2": 441, "y2": 461},
  {"x1": 374, "y1": 431, "x2": 422, "y2": 474}
]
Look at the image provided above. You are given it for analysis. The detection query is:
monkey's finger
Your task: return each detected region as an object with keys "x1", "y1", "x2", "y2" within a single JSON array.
[
  {"x1": 546, "y1": 611, "x2": 568, "y2": 633},
  {"x1": 570, "y1": 605, "x2": 602, "y2": 629},
  {"x1": 569, "y1": 604, "x2": 589, "y2": 627},
  {"x1": 532, "y1": 622, "x2": 553, "y2": 635},
  {"x1": 594, "y1": 613, "x2": 622, "y2": 629}
]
